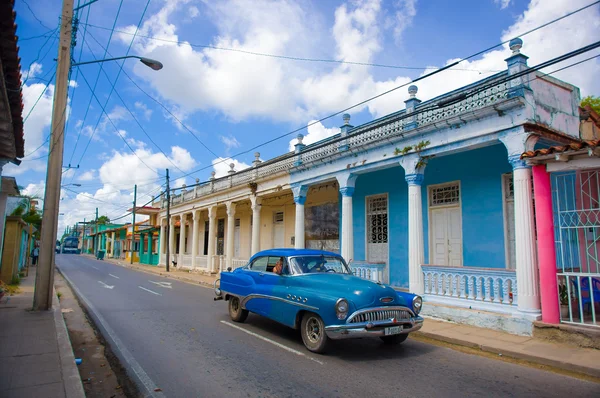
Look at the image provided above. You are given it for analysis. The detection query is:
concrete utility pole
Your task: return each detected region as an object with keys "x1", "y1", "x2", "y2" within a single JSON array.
[
  {"x1": 95, "y1": 207, "x2": 98, "y2": 256},
  {"x1": 131, "y1": 184, "x2": 137, "y2": 264},
  {"x1": 165, "y1": 169, "x2": 170, "y2": 272},
  {"x1": 33, "y1": 0, "x2": 74, "y2": 311}
]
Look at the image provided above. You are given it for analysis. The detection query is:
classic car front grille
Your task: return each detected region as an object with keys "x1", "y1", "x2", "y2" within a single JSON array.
[{"x1": 349, "y1": 309, "x2": 411, "y2": 324}]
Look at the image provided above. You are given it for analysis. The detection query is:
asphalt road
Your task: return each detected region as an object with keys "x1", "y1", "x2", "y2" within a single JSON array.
[{"x1": 56, "y1": 254, "x2": 598, "y2": 398}]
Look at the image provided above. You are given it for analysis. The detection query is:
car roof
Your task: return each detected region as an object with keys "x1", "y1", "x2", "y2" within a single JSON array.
[{"x1": 249, "y1": 248, "x2": 341, "y2": 262}]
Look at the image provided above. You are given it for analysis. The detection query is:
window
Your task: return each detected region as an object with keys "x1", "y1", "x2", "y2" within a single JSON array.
[
  {"x1": 235, "y1": 219, "x2": 241, "y2": 227},
  {"x1": 273, "y1": 212, "x2": 284, "y2": 223},
  {"x1": 249, "y1": 257, "x2": 268, "y2": 272},
  {"x1": 430, "y1": 182, "x2": 460, "y2": 207},
  {"x1": 367, "y1": 195, "x2": 388, "y2": 245}
]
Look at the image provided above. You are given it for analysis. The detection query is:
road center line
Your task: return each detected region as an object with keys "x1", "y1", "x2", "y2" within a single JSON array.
[
  {"x1": 220, "y1": 320, "x2": 324, "y2": 365},
  {"x1": 90, "y1": 266, "x2": 99, "y2": 270},
  {"x1": 109, "y1": 274, "x2": 120, "y2": 279},
  {"x1": 149, "y1": 280, "x2": 172, "y2": 289},
  {"x1": 138, "y1": 286, "x2": 162, "y2": 296}
]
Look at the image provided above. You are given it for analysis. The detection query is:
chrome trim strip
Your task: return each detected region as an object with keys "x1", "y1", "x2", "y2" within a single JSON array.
[
  {"x1": 324, "y1": 316, "x2": 424, "y2": 340},
  {"x1": 239, "y1": 293, "x2": 319, "y2": 311},
  {"x1": 346, "y1": 306, "x2": 415, "y2": 323}
]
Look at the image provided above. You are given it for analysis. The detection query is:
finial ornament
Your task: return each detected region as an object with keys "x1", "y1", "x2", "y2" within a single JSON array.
[{"x1": 509, "y1": 38, "x2": 523, "y2": 55}]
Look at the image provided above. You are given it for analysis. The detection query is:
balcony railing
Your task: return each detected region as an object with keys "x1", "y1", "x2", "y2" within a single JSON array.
[
  {"x1": 422, "y1": 265, "x2": 517, "y2": 306},
  {"x1": 164, "y1": 78, "x2": 509, "y2": 208}
]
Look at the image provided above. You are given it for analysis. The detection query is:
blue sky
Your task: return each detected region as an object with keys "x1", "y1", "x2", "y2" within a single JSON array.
[{"x1": 7, "y1": 0, "x2": 600, "y2": 232}]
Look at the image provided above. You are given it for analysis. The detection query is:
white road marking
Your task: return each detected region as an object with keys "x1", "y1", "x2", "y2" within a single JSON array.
[
  {"x1": 90, "y1": 266, "x2": 99, "y2": 270},
  {"x1": 109, "y1": 274, "x2": 120, "y2": 279},
  {"x1": 149, "y1": 281, "x2": 172, "y2": 289},
  {"x1": 98, "y1": 281, "x2": 114, "y2": 289},
  {"x1": 220, "y1": 320, "x2": 324, "y2": 365},
  {"x1": 59, "y1": 271, "x2": 165, "y2": 397},
  {"x1": 138, "y1": 286, "x2": 162, "y2": 296}
]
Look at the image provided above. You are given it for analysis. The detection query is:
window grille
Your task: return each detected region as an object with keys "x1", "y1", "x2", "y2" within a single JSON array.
[
  {"x1": 235, "y1": 219, "x2": 241, "y2": 227},
  {"x1": 430, "y1": 183, "x2": 460, "y2": 207},
  {"x1": 273, "y1": 212, "x2": 284, "y2": 223},
  {"x1": 503, "y1": 173, "x2": 514, "y2": 200},
  {"x1": 367, "y1": 195, "x2": 388, "y2": 244}
]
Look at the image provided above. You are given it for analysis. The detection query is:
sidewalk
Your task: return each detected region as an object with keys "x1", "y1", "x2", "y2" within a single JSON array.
[
  {"x1": 91, "y1": 254, "x2": 600, "y2": 379},
  {"x1": 0, "y1": 268, "x2": 85, "y2": 398}
]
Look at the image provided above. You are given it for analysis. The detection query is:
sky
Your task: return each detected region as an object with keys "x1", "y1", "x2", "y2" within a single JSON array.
[{"x1": 7, "y1": 0, "x2": 600, "y2": 234}]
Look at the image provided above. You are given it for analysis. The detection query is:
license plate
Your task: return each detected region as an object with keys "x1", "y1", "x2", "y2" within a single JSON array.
[{"x1": 384, "y1": 326, "x2": 403, "y2": 335}]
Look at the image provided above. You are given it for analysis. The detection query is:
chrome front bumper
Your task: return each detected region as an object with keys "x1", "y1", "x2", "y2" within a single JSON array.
[{"x1": 324, "y1": 316, "x2": 424, "y2": 340}]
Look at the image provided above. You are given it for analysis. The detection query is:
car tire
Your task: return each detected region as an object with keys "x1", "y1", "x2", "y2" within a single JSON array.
[
  {"x1": 228, "y1": 296, "x2": 248, "y2": 323},
  {"x1": 380, "y1": 333, "x2": 409, "y2": 345},
  {"x1": 300, "y1": 313, "x2": 329, "y2": 354}
]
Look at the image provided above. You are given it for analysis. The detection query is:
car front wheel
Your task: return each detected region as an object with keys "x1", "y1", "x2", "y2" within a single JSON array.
[
  {"x1": 228, "y1": 296, "x2": 248, "y2": 323},
  {"x1": 380, "y1": 333, "x2": 409, "y2": 345},
  {"x1": 300, "y1": 313, "x2": 329, "y2": 353}
]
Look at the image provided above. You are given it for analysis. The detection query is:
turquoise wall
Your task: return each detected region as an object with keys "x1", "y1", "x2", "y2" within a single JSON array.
[{"x1": 351, "y1": 144, "x2": 512, "y2": 289}]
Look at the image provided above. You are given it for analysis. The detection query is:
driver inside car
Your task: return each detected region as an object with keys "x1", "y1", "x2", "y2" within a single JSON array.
[{"x1": 273, "y1": 257, "x2": 284, "y2": 275}]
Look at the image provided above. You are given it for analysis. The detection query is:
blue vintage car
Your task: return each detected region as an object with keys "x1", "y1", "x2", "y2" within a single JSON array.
[{"x1": 215, "y1": 249, "x2": 424, "y2": 353}]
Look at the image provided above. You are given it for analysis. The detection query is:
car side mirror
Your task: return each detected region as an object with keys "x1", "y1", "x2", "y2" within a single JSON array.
[{"x1": 227, "y1": 267, "x2": 232, "y2": 272}]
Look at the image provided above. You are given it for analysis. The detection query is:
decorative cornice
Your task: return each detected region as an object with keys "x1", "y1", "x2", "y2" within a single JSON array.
[
  {"x1": 405, "y1": 173, "x2": 424, "y2": 186},
  {"x1": 508, "y1": 154, "x2": 529, "y2": 170},
  {"x1": 339, "y1": 186, "x2": 355, "y2": 197}
]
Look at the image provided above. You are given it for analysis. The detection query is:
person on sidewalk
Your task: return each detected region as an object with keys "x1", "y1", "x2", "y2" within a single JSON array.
[{"x1": 31, "y1": 246, "x2": 39, "y2": 266}]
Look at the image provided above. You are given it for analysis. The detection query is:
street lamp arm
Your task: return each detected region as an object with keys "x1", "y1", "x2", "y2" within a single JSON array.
[{"x1": 72, "y1": 56, "x2": 163, "y2": 71}]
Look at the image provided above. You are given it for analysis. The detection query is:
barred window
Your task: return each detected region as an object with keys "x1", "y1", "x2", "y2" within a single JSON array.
[
  {"x1": 430, "y1": 183, "x2": 460, "y2": 206},
  {"x1": 503, "y1": 173, "x2": 514, "y2": 200},
  {"x1": 367, "y1": 195, "x2": 388, "y2": 244},
  {"x1": 273, "y1": 212, "x2": 284, "y2": 223}
]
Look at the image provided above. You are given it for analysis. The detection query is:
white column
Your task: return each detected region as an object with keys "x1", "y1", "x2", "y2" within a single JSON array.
[
  {"x1": 406, "y1": 173, "x2": 425, "y2": 294},
  {"x1": 207, "y1": 207, "x2": 217, "y2": 272},
  {"x1": 509, "y1": 155, "x2": 541, "y2": 313},
  {"x1": 169, "y1": 216, "x2": 176, "y2": 263},
  {"x1": 159, "y1": 219, "x2": 165, "y2": 255},
  {"x1": 179, "y1": 214, "x2": 187, "y2": 261},
  {"x1": 340, "y1": 187, "x2": 354, "y2": 262},
  {"x1": 250, "y1": 196, "x2": 262, "y2": 255},
  {"x1": 292, "y1": 185, "x2": 308, "y2": 249},
  {"x1": 226, "y1": 202, "x2": 236, "y2": 270},
  {"x1": 111, "y1": 231, "x2": 116, "y2": 257},
  {"x1": 191, "y1": 211, "x2": 200, "y2": 269}
]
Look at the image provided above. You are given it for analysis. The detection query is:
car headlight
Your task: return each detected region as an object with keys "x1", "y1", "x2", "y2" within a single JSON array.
[
  {"x1": 412, "y1": 296, "x2": 422, "y2": 315},
  {"x1": 335, "y1": 298, "x2": 349, "y2": 320}
]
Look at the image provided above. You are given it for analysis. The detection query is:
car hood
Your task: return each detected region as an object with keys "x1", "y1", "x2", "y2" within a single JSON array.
[{"x1": 289, "y1": 273, "x2": 410, "y2": 309}]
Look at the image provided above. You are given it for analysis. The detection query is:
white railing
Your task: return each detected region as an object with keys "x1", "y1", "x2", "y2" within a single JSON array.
[
  {"x1": 422, "y1": 265, "x2": 517, "y2": 306},
  {"x1": 160, "y1": 253, "x2": 166, "y2": 265},
  {"x1": 195, "y1": 255, "x2": 209, "y2": 270},
  {"x1": 232, "y1": 258, "x2": 248, "y2": 270},
  {"x1": 331, "y1": 262, "x2": 386, "y2": 283},
  {"x1": 180, "y1": 254, "x2": 193, "y2": 268}
]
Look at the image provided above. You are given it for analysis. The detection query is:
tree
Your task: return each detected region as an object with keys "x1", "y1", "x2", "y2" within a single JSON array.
[
  {"x1": 581, "y1": 95, "x2": 600, "y2": 114},
  {"x1": 91, "y1": 215, "x2": 110, "y2": 225}
]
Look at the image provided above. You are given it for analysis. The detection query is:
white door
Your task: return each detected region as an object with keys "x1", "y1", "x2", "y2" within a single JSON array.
[
  {"x1": 367, "y1": 195, "x2": 389, "y2": 265},
  {"x1": 234, "y1": 219, "x2": 241, "y2": 258},
  {"x1": 503, "y1": 173, "x2": 516, "y2": 269},
  {"x1": 273, "y1": 212, "x2": 285, "y2": 248},
  {"x1": 429, "y1": 182, "x2": 463, "y2": 266}
]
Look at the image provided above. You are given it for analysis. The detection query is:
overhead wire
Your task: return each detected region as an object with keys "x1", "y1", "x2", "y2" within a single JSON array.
[
  {"x1": 85, "y1": 30, "x2": 221, "y2": 160},
  {"x1": 71, "y1": 0, "x2": 152, "y2": 176},
  {"x1": 20, "y1": 28, "x2": 59, "y2": 87},
  {"x1": 171, "y1": 40, "x2": 600, "y2": 190},
  {"x1": 21, "y1": 0, "x2": 55, "y2": 31}
]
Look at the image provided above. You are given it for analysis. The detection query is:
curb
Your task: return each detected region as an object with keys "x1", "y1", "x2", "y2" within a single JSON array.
[
  {"x1": 52, "y1": 286, "x2": 86, "y2": 398},
  {"x1": 414, "y1": 330, "x2": 600, "y2": 379}
]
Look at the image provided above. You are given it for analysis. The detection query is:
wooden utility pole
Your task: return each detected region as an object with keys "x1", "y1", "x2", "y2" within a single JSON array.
[
  {"x1": 34, "y1": 0, "x2": 74, "y2": 310},
  {"x1": 165, "y1": 169, "x2": 170, "y2": 272},
  {"x1": 131, "y1": 184, "x2": 137, "y2": 264}
]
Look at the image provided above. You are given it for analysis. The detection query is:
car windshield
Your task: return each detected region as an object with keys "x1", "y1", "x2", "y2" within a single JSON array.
[
  {"x1": 288, "y1": 255, "x2": 351, "y2": 275},
  {"x1": 64, "y1": 239, "x2": 78, "y2": 248}
]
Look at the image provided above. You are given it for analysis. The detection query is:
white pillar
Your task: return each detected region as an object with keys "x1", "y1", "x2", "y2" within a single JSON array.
[
  {"x1": 191, "y1": 211, "x2": 200, "y2": 269},
  {"x1": 250, "y1": 196, "x2": 261, "y2": 255},
  {"x1": 111, "y1": 231, "x2": 116, "y2": 257},
  {"x1": 509, "y1": 155, "x2": 541, "y2": 313},
  {"x1": 292, "y1": 185, "x2": 308, "y2": 249},
  {"x1": 169, "y1": 216, "x2": 176, "y2": 263},
  {"x1": 406, "y1": 173, "x2": 425, "y2": 294},
  {"x1": 226, "y1": 202, "x2": 236, "y2": 270},
  {"x1": 207, "y1": 207, "x2": 217, "y2": 272},
  {"x1": 179, "y1": 214, "x2": 187, "y2": 261},
  {"x1": 340, "y1": 187, "x2": 354, "y2": 262},
  {"x1": 159, "y1": 219, "x2": 165, "y2": 255}
]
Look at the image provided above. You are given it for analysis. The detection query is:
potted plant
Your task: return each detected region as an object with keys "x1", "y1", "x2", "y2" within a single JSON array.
[{"x1": 559, "y1": 283, "x2": 577, "y2": 319}]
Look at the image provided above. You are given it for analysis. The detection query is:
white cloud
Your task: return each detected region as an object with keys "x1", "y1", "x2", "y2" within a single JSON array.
[
  {"x1": 219, "y1": 135, "x2": 241, "y2": 153},
  {"x1": 495, "y1": 0, "x2": 512, "y2": 9},
  {"x1": 69, "y1": 80, "x2": 78, "y2": 88},
  {"x1": 289, "y1": 121, "x2": 341, "y2": 151},
  {"x1": 174, "y1": 177, "x2": 187, "y2": 188},
  {"x1": 390, "y1": 0, "x2": 417, "y2": 43},
  {"x1": 189, "y1": 6, "x2": 199, "y2": 18},
  {"x1": 211, "y1": 157, "x2": 251, "y2": 178},
  {"x1": 78, "y1": 170, "x2": 96, "y2": 181},
  {"x1": 134, "y1": 101, "x2": 153, "y2": 120},
  {"x1": 23, "y1": 62, "x2": 43, "y2": 80}
]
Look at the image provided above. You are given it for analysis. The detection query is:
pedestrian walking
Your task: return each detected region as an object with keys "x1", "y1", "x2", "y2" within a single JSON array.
[{"x1": 31, "y1": 246, "x2": 39, "y2": 266}]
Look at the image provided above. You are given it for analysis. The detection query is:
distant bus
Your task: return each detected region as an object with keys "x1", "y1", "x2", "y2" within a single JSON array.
[{"x1": 62, "y1": 237, "x2": 80, "y2": 254}]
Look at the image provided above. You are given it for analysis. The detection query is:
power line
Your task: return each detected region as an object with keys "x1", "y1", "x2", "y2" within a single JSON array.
[
  {"x1": 85, "y1": 30, "x2": 221, "y2": 160},
  {"x1": 172, "y1": 41, "x2": 600, "y2": 190},
  {"x1": 21, "y1": 29, "x2": 59, "y2": 87},
  {"x1": 21, "y1": 0, "x2": 55, "y2": 31},
  {"x1": 75, "y1": 67, "x2": 162, "y2": 174},
  {"x1": 79, "y1": 0, "x2": 600, "y2": 73},
  {"x1": 71, "y1": 0, "x2": 152, "y2": 174},
  {"x1": 79, "y1": 35, "x2": 187, "y2": 175},
  {"x1": 106, "y1": 186, "x2": 165, "y2": 221},
  {"x1": 66, "y1": 0, "x2": 126, "y2": 171}
]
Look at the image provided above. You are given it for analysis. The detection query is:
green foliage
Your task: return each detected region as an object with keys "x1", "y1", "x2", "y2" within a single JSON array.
[
  {"x1": 10, "y1": 275, "x2": 21, "y2": 286},
  {"x1": 415, "y1": 140, "x2": 431, "y2": 152},
  {"x1": 581, "y1": 95, "x2": 600, "y2": 114},
  {"x1": 91, "y1": 215, "x2": 111, "y2": 225},
  {"x1": 558, "y1": 283, "x2": 570, "y2": 305}
]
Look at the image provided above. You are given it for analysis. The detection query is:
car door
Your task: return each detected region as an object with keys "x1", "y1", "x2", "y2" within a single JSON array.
[{"x1": 244, "y1": 256, "x2": 289, "y2": 322}]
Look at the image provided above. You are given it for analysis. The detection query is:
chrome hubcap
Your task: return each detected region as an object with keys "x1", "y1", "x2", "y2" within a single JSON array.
[
  {"x1": 231, "y1": 298, "x2": 239, "y2": 312},
  {"x1": 306, "y1": 317, "x2": 321, "y2": 343}
]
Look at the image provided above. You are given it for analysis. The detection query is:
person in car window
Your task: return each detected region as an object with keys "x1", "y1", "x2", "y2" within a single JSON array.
[{"x1": 273, "y1": 257, "x2": 284, "y2": 275}]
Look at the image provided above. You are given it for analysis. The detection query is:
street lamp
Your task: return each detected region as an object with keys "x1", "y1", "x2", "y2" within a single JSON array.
[
  {"x1": 72, "y1": 56, "x2": 163, "y2": 71},
  {"x1": 34, "y1": 0, "x2": 164, "y2": 311}
]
